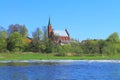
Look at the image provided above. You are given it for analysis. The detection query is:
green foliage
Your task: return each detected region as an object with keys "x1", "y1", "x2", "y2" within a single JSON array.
[
  {"x1": 102, "y1": 42, "x2": 120, "y2": 55},
  {"x1": 54, "y1": 42, "x2": 83, "y2": 56},
  {"x1": 107, "y1": 32, "x2": 120, "y2": 42},
  {"x1": 53, "y1": 44, "x2": 72, "y2": 56},
  {"x1": 31, "y1": 28, "x2": 44, "y2": 52},
  {"x1": 0, "y1": 31, "x2": 7, "y2": 52},
  {"x1": 7, "y1": 24, "x2": 28, "y2": 37},
  {"x1": 21, "y1": 37, "x2": 31, "y2": 52},
  {"x1": 81, "y1": 40, "x2": 98, "y2": 54},
  {"x1": 44, "y1": 40, "x2": 54, "y2": 53},
  {"x1": 1, "y1": 23, "x2": 120, "y2": 57},
  {"x1": 102, "y1": 32, "x2": 120, "y2": 55},
  {"x1": 81, "y1": 39, "x2": 106, "y2": 54},
  {"x1": 70, "y1": 42, "x2": 83, "y2": 54},
  {"x1": 7, "y1": 32, "x2": 24, "y2": 52},
  {"x1": 98, "y1": 40, "x2": 106, "y2": 54}
]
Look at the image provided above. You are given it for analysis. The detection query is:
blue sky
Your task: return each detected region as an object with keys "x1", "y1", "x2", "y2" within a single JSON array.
[{"x1": 0, "y1": 0, "x2": 120, "y2": 41}]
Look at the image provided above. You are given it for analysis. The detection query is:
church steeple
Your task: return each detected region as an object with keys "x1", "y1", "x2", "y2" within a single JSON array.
[
  {"x1": 48, "y1": 17, "x2": 53, "y2": 39},
  {"x1": 48, "y1": 17, "x2": 51, "y2": 26}
]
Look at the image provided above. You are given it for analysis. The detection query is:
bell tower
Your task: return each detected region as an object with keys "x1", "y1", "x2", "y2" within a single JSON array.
[{"x1": 48, "y1": 17, "x2": 53, "y2": 39}]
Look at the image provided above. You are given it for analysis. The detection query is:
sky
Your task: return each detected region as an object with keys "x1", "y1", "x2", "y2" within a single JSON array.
[{"x1": 0, "y1": 0, "x2": 120, "y2": 41}]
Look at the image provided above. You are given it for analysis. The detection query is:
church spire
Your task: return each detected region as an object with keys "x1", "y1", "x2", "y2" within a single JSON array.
[
  {"x1": 48, "y1": 17, "x2": 52, "y2": 39},
  {"x1": 48, "y1": 17, "x2": 51, "y2": 26}
]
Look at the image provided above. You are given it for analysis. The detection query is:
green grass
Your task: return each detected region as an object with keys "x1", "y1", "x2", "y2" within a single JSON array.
[{"x1": 0, "y1": 53, "x2": 120, "y2": 60}]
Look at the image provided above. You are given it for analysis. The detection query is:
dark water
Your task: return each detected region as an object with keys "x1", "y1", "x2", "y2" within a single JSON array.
[{"x1": 0, "y1": 60, "x2": 120, "y2": 80}]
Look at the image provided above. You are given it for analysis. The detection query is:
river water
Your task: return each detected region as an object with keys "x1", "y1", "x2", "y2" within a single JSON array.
[{"x1": 0, "y1": 60, "x2": 120, "y2": 80}]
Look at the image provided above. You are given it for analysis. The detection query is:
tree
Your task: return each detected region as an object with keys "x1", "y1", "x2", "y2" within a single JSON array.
[
  {"x1": 102, "y1": 42, "x2": 120, "y2": 55},
  {"x1": 0, "y1": 27, "x2": 7, "y2": 52},
  {"x1": 31, "y1": 28, "x2": 44, "y2": 52},
  {"x1": 102, "y1": 32, "x2": 120, "y2": 55},
  {"x1": 7, "y1": 24, "x2": 29, "y2": 52},
  {"x1": 42, "y1": 26, "x2": 55, "y2": 53},
  {"x1": 81, "y1": 39, "x2": 101, "y2": 54},
  {"x1": 19, "y1": 25, "x2": 28, "y2": 37},
  {"x1": 98, "y1": 40, "x2": 106, "y2": 54},
  {"x1": 7, "y1": 24, "x2": 28, "y2": 37},
  {"x1": 106, "y1": 32, "x2": 120, "y2": 43},
  {"x1": 71, "y1": 42, "x2": 83, "y2": 54},
  {"x1": 7, "y1": 32, "x2": 23, "y2": 52},
  {"x1": 43, "y1": 26, "x2": 48, "y2": 41}
]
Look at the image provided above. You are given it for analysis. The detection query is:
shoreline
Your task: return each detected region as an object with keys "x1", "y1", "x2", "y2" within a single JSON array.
[
  {"x1": 0, "y1": 60, "x2": 120, "y2": 63},
  {"x1": 0, "y1": 53, "x2": 120, "y2": 61}
]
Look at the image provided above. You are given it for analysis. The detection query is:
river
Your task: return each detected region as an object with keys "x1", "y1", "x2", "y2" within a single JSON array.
[{"x1": 0, "y1": 60, "x2": 120, "y2": 80}]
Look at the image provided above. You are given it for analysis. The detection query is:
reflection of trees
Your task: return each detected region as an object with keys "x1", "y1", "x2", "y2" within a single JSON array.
[
  {"x1": 40, "y1": 63, "x2": 70, "y2": 80},
  {"x1": 0, "y1": 62, "x2": 73, "y2": 80},
  {"x1": 11, "y1": 72, "x2": 28, "y2": 80},
  {"x1": 6, "y1": 62, "x2": 29, "y2": 66}
]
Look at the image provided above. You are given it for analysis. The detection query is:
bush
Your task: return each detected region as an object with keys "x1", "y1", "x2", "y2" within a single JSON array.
[{"x1": 54, "y1": 53, "x2": 65, "y2": 56}]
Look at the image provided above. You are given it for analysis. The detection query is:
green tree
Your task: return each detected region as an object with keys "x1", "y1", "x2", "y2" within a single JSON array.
[
  {"x1": 43, "y1": 26, "x2": 48, "y2": 41},
  {"x1": 102, "y1": 32, "x2": 120, "y2": 55},
  {"x1": 44, "y1": 39, "x2": 55, "y2": 53},
  {"x1": 66, "y1": 41, "x2": 83, "y2": 54},
  {"x1": 106, "y1": 32, "x2": 120, "y2": 43},
  {"x1": 7, "y1": 24, "x2": 30, "y2": 52},
  {"x1": 19, "y1": 25, "x2": 28, "y2": 37},
  {"x1": 0, "y1": 30, "x2": 7, "y2": 52},
  {"x1": 7, "y1": 32, "x2": 23, "y2": 52},
  {"x1": 98, "y1": 40, "x2": 106, "y2": 54},
  {"x1": 81, "y1": 39, "x2": 101, "y2": 54},
  {"x1": 31, "y1": 28, "x2": 44, "y2": 52},
  {"x1": 42, "y1": 26, "x2": 55, "y2": 53},
  {"x1": 102, "y1": 42, "x2": 120, "y2": 55},
  {"x1": 7, "y1": 24, "x2": 28, "y2": 37}
]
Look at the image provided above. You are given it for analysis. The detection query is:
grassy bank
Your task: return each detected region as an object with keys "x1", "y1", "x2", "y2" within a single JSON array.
[{"x1": 0, "y1": 53, "x2": 120, "y2": 60}]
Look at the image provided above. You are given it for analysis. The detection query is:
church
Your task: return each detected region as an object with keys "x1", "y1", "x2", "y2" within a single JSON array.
[{"x1": 47, "y1": 18, "x2": 70, "y2": 44}]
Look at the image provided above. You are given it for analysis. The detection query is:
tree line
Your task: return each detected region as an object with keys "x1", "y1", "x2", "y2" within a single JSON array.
[{"x1": 0, "y1": 24, "x2": 120, "y2": 55}]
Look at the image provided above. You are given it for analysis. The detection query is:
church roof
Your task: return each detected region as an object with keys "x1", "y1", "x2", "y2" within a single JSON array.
[{"x1": 54, "y1": 30, "x2": 68, "y2": 36}]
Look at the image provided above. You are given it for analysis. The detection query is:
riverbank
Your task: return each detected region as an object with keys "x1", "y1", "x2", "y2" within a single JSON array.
[
  {"x1": 0, "y1": 53, "x2": 120, "y2": 60},
  {"x1": 1, "y1": 60, "x2": 120, "y2": 63}
]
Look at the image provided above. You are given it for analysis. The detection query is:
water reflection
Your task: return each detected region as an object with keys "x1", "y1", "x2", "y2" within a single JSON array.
[
  {"x1": 0, "y1": 61, "x2": 61, "y2": 66},
  {"x1": 0, "y1": 61, "x2": 73, "y2": 80},
  {"x1": 0, "y1": 61, "x2": 120, "y2": 80}
]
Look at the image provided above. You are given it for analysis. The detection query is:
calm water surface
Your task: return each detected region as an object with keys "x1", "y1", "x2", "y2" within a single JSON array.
[{"x1": 0, "y1": 60, "x2": 120, "y2": 80}]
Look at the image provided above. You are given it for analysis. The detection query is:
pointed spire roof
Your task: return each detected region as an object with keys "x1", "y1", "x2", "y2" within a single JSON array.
[
  {"x1": 65, "y1": 29, "x2": 70, "y2": 37},
  {"x1": 48, "y1": 17, "x2": 51, "y2": 26}
]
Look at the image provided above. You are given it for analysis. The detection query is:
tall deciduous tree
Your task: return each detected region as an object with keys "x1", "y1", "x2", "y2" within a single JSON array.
[
  {"x1": 31, "y1": 28, "x2": 44, "y2": 52},
  {"x1": 106, "y1": 32, "x2": 120, "y2": 43},
  {"x1": 102, "y1": 32, "x2": 120, "y2": 55},
  {"x1": 7, "y1": 24, "x2": 28, "y2": 37},
  {"x1": 81, "y1": 39, "x2": 103, "y2": 54},
  {"x1": 0, "y1": 26, "x2": 7, "y2": 52},
  {"x1": 43, "y1": 26, "x2": 48, "y2": 41},
  {"x1": 7, "y1": 32, "x2": 23, "y2": 52},
  {"x1": 42, "y1": 26, "x2": 53, "y2": 53}
]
